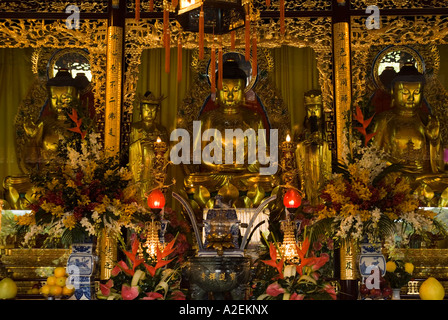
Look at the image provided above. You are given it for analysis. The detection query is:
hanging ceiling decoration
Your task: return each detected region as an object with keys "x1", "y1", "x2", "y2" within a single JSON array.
[
  {"x1": 176, "y1": 0, "x2": 246, "y2": 35},
  {"x1": 136, "y1": 0, "x2": 282, "y2": 90}
]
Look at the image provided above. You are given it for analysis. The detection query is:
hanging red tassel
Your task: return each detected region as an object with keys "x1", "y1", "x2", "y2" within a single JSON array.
[
  {"x1": 163, "y1": 7, "x2": 169, "y2": 46},
  {"x1": 172, "y1": 0, "x2": 178, "y2": 8},
  {"x1": 177, "y1": 35, "x2": 182, "y2": 82},
  {"x1": 164, "y1": 5, "x2": 170, "y2": 73},
  {"x1": 230, "y1": 30, "x2": 236, "y2": 50},
  {"x1": 150, "y1": 0, "x2": 154, "y2": 11},
  {"x1": 266, "y1": 0, "x2": 270, "y2": 7},
  {"x1": 199, "y1": 5, "x2": 204, "y2": 60},
  {"x1": 135, "y1": 0, "x2": 140, "y2": 22},
  {"x1": 211, "y1": 43, "x2": 216, "y2": 94},
  {"x1": 280, "y1": 0, "x2": 285, "y2": 36},
  {"x1": 218, "y1": 38, "x2": 223, "y2": 90},
  {"x1": 252, "y1": 32, "x2": 257, "y2": 78},
  {"x1": 245, "y1": 4, "x2": 250, "y2": 61},
  {"x1": 165, "y1": 29, "x2": 171, "y2": 73}
]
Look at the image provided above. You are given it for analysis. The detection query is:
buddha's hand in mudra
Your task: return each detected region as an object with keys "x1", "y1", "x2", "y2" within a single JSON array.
[{"x1": 426, "y1": 115, "x2": 440, "y2": 141}]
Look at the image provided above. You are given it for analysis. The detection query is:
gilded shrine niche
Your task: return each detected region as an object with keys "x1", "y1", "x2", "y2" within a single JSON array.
[
  {"x1": 0, "y1": 19, "x2": 107, "y2": 210},
  {"x1": 123, "y1": 13, "x2": 333, "y2": 222},
  {"x1": 351, "y1": 15, "x2": 448, "y2": 206}
]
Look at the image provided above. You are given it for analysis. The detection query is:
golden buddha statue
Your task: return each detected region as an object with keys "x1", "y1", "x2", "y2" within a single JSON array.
[
  {"x1": 22, "y1": 69, "x2": 80, "y2": 172},
  {"x1": 372, "y1": 64, "x2": 448, "y2": 193},
  {"x1": 129, "y1": 91, "x2": 169, "y2": 203},
  {"x1": 295, "y1": 90, "x2": 332, "y2": 206},
  {"x1": 183, "y1": 60, "x2": 279, "y2": 204}
]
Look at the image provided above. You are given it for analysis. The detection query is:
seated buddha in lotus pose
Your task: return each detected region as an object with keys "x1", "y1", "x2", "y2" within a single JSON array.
[
  {"x1": 183, "y1": 60, "x2": 279, "y2": 201},
  {"x1": 22, "y1": 69, "x2": 81, "y2": 172},
  {"x1": 372, "y1": 64, "x2": 448, "y2": 193}
]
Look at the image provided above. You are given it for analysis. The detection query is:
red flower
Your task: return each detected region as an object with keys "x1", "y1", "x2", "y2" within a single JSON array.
[
  {"x1": 142, "y1": 292, "x2": 163, "y2": 300},
  {"x1": 323, "y1": 283, "x2": 337, "y2": 300},
  {"x1": 115, "y1": 239, "x2": 145, "y2": 277},
  {"x1": 290, "y1": 293, "x2": 305, "y2": 300},
  {"x1": 261, "y1": 243, "x2": 284, "y2": 279},
  {"x1": 67, "y1": 108, "x2": 87, "y2": 139},
  {"x1": 121, "y1": 284, "x2": 139, "y2": 300},
  {"x1": 144, "y1": 238, "x2": 176, "y2": 277},
  {"x1": 111, "y1": 265, "x2": 122, "y2": 277},
  {"x1": 266, "y1": 282, "x2": 285, "y2": 297},
  {"x1": 100, "y1": 279, "x2": 114, "y2": 296},
  {"x1": 171, "y1": 290, "x2": 186, "y2": 300}
]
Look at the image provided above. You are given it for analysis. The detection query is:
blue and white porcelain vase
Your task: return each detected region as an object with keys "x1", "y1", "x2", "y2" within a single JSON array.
[
  {"x1": 66, "y1": 243, "x2": 97, "y2": 300},
  {"x1": 359, "y1": 242, "x2": 386, "y2": 289}
]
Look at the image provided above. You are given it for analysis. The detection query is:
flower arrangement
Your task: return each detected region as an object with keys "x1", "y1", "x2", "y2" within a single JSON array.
[
  {"x1": 97, "y1": 235, "x2": 185, "y2": 300},
  {"x1": 313, "y1": 106, "x2": 440, "y2": 249},
  {"x1": 384, "y1": 259, "x2": 414, "y2": 289},
  {"x1": 251, "y1": 236, "x2": 336, "y2": 300},
  {"x1": 15, "y1": 109, "x2": 143, "y2": 247}
]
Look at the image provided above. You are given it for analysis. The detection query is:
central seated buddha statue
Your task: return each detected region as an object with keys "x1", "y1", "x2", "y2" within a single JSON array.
[
  {"x1": 183, "y1": 60, "x2": 279, "y2": 205},
  {"x1": 372, "y1": 64, "x2": 448, "y2": 197}
]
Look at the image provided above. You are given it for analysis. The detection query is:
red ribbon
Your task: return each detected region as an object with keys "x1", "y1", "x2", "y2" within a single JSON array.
[
  {"x1": 135, "y1": 0, "x2": 140, "y2": 21},
  {"x1": 280, "y1": 0, "x2": 285, "y2": 35},
  {"x1": 231, "y1": 30, "x2": 236, "y2": 50},
  {"x1": 252, "y1": 33, "x2": 257, "y2": 78},
  {"x1": 165, "y1": 29, "x2": 170, "y2": 74}
]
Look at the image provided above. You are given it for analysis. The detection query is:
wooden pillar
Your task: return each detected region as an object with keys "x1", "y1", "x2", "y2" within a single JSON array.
[
  {"x1": 104, "y1": 0, "x2": 125, "y2": 156},
  {"x1": 332, "y1": 0, "x2": 359, "y2": 300},
  {"x1": 100, "y1": 0, "x2": 125, "y2": 281},
  {"x1": 332, "y1": 0, "x2": 352, "y2": 163}
]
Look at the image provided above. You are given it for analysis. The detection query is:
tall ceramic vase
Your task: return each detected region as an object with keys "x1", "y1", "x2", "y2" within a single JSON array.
[{"x1": 66, "y1": 243, "x2": 96, "y2": 300}]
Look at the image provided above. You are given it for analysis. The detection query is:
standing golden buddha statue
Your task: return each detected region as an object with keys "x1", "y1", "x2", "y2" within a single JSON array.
[
  {"x1": 373, "y1": 64, "x2": 448, "y2": 195},
  {"x1": 295, "y1": 90, "x2": 332, "y2": 206},
  {"x1": 183, "y1": 60, "x2": 279, "y2": 204},
  {"x1": 129, "y1": 91, "x2": 169, "y2": 204},
  {"x1": 22, "y1": 69, "x2": 80, "y2": 172}
]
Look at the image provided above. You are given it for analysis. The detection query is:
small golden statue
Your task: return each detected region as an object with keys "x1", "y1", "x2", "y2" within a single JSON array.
[
  {"x1": 295, "y1": 90, "x2": 332, "y2": 206},
  {"x1": 129, "y1": 91, "x2": 169, "y2": 203},
  {"x1": 21, "y1": 69, "x2": 80, "y2": 172},
  {"x1": 373, "y1": 64, "x2": 448, "y2": 198},
  {"x1": 183, "y1": 60, "x2": 279, "y2": 206}
]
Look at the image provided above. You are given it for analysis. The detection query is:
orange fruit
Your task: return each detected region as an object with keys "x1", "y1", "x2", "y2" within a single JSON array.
[
  {"x1": 40, "y1": 284, "x2": 50, "y2": 296},
  {"x1": 55, "y1": 276, "x2": 67, "y2": 287},
  {"x1": 62, "y1": 285, "x2": 75, "y2": 296},
  {"x1": 49, "y1": 285, "x2": 62, "y2": 297},
  {"x1": 46, "y1": 276, "x2": 56, "y2": 286},
  {"x1": 54, "y1": 267, "x2": 67, "y2": 278}
]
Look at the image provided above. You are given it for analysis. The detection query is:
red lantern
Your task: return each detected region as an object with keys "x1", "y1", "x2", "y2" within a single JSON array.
[
  {"x1": 283, "y1": 189, "x2": 301, "y2": 212},
  {"x1": 147, "y1": 189, "x2": 166, "y2": 213}
]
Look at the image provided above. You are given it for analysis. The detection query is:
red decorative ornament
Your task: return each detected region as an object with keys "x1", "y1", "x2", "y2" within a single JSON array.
[
  {"x1": 147, "y1": 189, "x2": 166, "y2": 211},
  {"x1": 283, "y1": 189, "x2": 301, "y2": 210}
]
